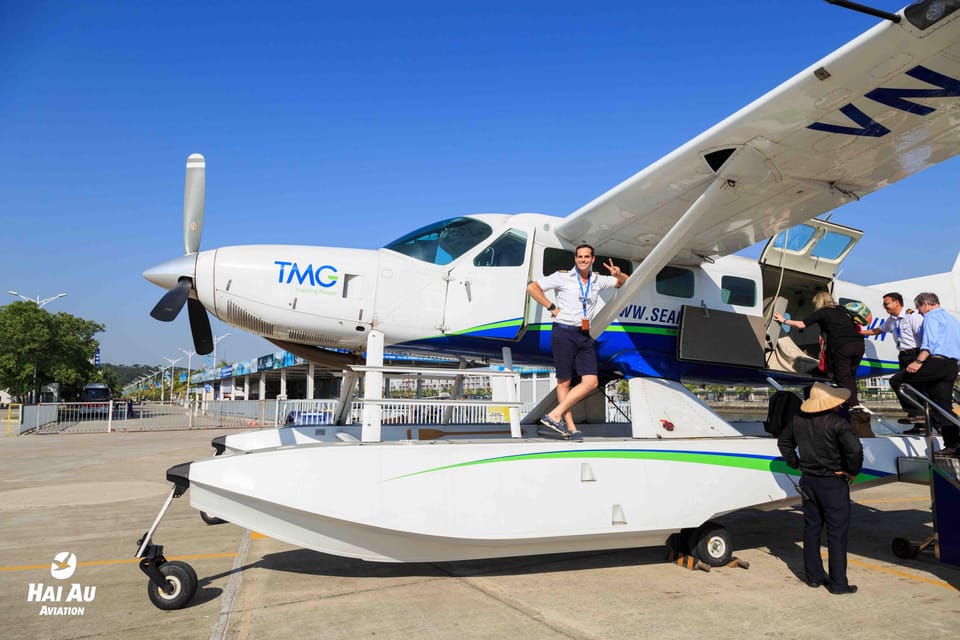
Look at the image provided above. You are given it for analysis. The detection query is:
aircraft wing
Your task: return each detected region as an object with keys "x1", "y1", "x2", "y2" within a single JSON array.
[{"x1": 557, "y1": 5, "x2": 960, "y2": 266}]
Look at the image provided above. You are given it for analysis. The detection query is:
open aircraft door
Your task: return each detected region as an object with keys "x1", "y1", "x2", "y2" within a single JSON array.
[
  {"x1": 441, "y1": 227, "x2": 535, "y2": 340},
  {"x1": 758, "y1": 219, "x2": 863, "y2": 280}
]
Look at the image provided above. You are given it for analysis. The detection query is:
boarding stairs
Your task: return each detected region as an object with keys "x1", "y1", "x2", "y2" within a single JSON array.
[{"x1": 892, "y1": 384, "x2": 960, "y2": 566}]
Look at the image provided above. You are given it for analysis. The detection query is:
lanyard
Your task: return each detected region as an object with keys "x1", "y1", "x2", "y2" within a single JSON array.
[{"x1": 578, "y1": 272, "x2": 592, "y2": 319}]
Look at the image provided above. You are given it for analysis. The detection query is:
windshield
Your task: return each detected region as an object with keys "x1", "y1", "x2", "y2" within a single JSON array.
[
  {"x1": 384, "y1": 217, "x2": 492, "y2": 265},
  {"x1": 82, "y1": 387, "x2": 110, "y2": 402}
]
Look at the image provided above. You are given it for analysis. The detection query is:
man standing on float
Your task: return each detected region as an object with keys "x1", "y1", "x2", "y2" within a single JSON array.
[{"x1": 526, "y1": 243, "x2": 627, "y2": 441}]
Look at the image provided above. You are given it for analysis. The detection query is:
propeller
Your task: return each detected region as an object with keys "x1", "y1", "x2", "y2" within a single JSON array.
[
  {"x1": 188, "y1": 298, "x2": 214, "y2": 355},
  {"x1": 144, "y1": 153, "x2": 215, "y2": 355},
  {"x1": 150, "y1": 278, "x2": 191, "y2": 322}
]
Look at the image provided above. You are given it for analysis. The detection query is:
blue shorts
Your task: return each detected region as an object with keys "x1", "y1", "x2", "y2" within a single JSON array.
[{"x1": 551, "y1": 323, "x2": 598, "y2": 381}]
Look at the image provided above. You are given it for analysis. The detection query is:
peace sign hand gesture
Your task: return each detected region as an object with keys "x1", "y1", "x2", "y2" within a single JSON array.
[{"x1": 603, "y1": 258, "x2": 621, "y2": 277}]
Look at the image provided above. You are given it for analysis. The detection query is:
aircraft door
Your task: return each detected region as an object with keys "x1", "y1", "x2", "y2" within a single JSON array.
[{"x1": 441, "y1": 228, "x2": 533, "y2": 340}]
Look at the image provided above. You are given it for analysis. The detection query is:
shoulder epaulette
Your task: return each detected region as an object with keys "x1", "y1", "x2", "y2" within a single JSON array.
[{"x1": 906, "y1": 308, "x2": 915, "y2": 314}]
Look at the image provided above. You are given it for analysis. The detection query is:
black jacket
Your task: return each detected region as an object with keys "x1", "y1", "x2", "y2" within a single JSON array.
[{"x1": 777, "y1": 411, "x2": 863, "y2": 477}]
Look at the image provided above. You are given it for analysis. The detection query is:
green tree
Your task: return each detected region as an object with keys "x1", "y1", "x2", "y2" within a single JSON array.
[{"x1": 0, "y1": 302, "x2": 105, "y2": 402}]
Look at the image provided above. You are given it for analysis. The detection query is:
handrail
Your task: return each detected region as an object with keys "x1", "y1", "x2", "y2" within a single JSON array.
[
  {"x1": 899, "y1": 383, "x2": 960, "y2": 431},
  {"x1": 348, "y1": 365, "x2": 521, "y2": 378},
  {"x1": 352, "y1": 355, "x2": 523, "y2": 439},
  {"x1": 899, "y1": 383, "x2": 959, "y2": 462},
  {"x1": 361, "y1": 398, "x2": 522, "y2": 407}
]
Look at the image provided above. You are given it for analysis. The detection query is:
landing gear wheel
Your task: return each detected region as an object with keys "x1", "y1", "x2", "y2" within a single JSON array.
[
  {"x1": 200, "y1": 511, "x2": 227, "y2": 525},
  {"x1": 691, "y1": 521, "x2": 733, "y2": 567},
  {"x1": 147, "y1": 560, "x2": 198, "y2": 610},
  {"x1": 891, "y1": 537, "x2": 919, "y2": 559}
]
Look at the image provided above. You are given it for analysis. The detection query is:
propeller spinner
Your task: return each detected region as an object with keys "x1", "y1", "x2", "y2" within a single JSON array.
[{"x1": 143, "y1": 153, "x2": 215, "y2": 355}]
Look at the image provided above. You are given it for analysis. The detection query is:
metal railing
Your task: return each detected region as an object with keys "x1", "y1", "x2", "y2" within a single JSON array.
[{"x1": 899, "y1": 383, "x2": 960, "y2": 454}]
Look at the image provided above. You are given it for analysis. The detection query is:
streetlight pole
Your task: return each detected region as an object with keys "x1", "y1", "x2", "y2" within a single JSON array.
[
  {"x1": 178, "y1": 348, "x2": 195, "y2": 390},
  {"x1": 8, "y1": 291, "x2": 67, "y2": 309},
  {"x1": 177, "y1": 347, "x2": 197, "y2": 429},
  {"x1": 7, "y1": 290, "x2": 68, "y2": 403},
  {"x1": 211, "y1": 333, "x2": 231, "y2": 401},
  {"x1": 152, "y1": 369, "x2": 163, "y2": 401},
  {"x1": 212, "y1": 333, "x2": 232, "y2": 369},
  {"x1": 163, "y1": 357, "x2": 182, "y2": 403}
]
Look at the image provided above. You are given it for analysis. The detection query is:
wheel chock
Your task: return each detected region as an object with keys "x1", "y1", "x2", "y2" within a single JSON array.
[
  {"x1": 667, "y1": 550, "x2": 749, "y2": 572},
  {"x1": 667, "y1": 550, "x2": 710, "y2": 572}
]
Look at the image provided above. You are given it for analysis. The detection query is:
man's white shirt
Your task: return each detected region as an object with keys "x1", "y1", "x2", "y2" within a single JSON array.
[
  {"x1": 536, "y1": 270, "x2": 618, "y2": 327},
  {"x1": 876, "y1": 309, "x2": 924, "y2": 350}
]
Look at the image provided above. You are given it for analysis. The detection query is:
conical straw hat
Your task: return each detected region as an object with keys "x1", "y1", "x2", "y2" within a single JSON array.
[{"x1": 800, "y1": 382, "x2": 850, "y2": 413}]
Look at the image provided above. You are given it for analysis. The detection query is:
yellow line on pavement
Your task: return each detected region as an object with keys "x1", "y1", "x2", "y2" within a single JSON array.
[
  {"x1": 849, "y1": 557, "x2": 955, "y2": 590},
  {"x1": 855, "y1": 497, "x2": 930, "y2": 505},
  {"x1": 820, "y1": 552, "x2": 955, "y2": 591},
  {"x1": 0, "y1": 552, "x2": 239, "y2": 573}
]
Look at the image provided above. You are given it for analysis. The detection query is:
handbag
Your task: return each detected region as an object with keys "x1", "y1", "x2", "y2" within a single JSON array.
[{"x1": 817, "y1": 336, "x2": 828, "y2": 373}]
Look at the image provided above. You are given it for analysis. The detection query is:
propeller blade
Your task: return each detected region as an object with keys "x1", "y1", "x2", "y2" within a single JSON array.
[
  {"x1": 188, "y1": 298, "x2": 214, "y2": 355},
  {"x1": 149, "y1": 279, "x2": 192, "y2": 322},
  {"x1": 183, "y1": 153, "x2": 205, "y2": 255}
]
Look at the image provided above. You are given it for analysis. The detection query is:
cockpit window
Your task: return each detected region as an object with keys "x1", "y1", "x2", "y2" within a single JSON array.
[{"x1": 384, "y1": 217, "x2": 493, "y2": 265}]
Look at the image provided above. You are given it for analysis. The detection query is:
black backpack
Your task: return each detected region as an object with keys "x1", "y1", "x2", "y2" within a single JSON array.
[{"x1": 764, "y1": 390, "x2": 802, "y2": 437}]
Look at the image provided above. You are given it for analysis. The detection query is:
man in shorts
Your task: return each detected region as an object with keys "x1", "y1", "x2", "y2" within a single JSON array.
[{"x1": 526, "y1": 244, "x2": 627, "y2": 440}]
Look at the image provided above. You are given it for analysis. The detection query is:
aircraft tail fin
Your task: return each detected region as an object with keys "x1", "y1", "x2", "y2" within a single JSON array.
[{"x1": 869, "y1": 251, "x2": 960, "y2": 312}]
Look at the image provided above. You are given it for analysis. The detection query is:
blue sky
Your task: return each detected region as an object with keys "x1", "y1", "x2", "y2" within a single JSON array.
[{"x1": 2, "y1": 1, "x2": 956, "y2": 366}]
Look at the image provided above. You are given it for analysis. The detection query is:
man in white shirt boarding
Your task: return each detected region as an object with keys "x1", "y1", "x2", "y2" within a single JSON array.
[
  {"x1": 526, "y1": 243, "x2": 628, "y2": 441},
  {"x1": 860, "y1": 292, "x2": 925, "y2": 429}
]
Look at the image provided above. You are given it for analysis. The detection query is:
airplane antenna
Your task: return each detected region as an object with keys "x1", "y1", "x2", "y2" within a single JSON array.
[{"x1": 824, "y1": 0, "x2": 901, "y2": 23}]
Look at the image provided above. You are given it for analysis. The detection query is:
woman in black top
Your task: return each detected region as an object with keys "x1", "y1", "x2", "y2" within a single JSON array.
[{"x1": 774, "y1": 292, "x2": 866, "y2": 410}]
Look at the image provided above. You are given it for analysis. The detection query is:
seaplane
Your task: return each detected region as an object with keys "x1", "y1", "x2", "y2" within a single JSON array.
[{"x1": 137, "y1": 1, "x2": 960, "y2": 610}]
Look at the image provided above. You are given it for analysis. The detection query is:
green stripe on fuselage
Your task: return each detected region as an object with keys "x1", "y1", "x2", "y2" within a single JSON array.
[{"x1": 387, "y1": 449, "x2": 883, "y2": 484}]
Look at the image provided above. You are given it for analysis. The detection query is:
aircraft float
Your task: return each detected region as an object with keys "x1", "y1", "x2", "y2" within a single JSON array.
[{"x1": 137, "y1": 1, "x2": 960, "y2": 609}]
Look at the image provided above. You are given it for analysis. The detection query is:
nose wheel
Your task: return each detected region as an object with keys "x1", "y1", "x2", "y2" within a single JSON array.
[
  {"x1": 136, "y1": 479, "x2": 200, "y2": 610},
  {"x1": 145, "y1": 560, "x2": 198, "y2": 610}
]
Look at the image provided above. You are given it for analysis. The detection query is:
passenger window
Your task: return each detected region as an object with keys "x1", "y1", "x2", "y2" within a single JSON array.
[
  {"x1": 541, "y1": 248, "x2": 632, "y2": 276},
  {"x1": 474, "y1": 229, "x2": 528, "y2": 267},
  {"x1": 656, "y1": 266, "x2": 694, "y2": 298},
  {"x1": 721, "y1": 275, "x2": 756, "y2": 306},
  {"x1": 810, "y1": 231, "x2": 853, "y2": 260},
  {"x1": 772, "y1": 224, "x2": 815, "y2": 252}
]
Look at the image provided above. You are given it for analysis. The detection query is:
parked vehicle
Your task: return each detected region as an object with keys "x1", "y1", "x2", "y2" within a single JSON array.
[{"x1": 80, "y1": 383, "x2": 111, "y2": 417}]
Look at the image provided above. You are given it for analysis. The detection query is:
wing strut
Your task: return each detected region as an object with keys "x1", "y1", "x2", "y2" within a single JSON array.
[{"x1": 590, "y1": 176, "x2": 730, "y2": 338}]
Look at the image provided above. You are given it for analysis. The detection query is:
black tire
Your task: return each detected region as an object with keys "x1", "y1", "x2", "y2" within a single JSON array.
[
  {"x1": 146, "y1": 561, "x2": 198, "y2": 610},
  {"x1": 891, "y1": 537, "x2": 919, "y2": 559},
  {"x1": 200, "y1": 511, "x2": 227, "y2": 525},
  {"x1": 691, "y1": 521, "x2": 733, "y2": 567}
]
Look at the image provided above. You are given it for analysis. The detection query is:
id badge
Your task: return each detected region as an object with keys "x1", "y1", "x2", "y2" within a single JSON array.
[{"x1": 581, "y1": 318, "x2": 590, "y2": 331}]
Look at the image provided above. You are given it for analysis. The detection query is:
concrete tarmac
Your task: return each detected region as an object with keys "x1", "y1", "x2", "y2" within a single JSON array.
[{"x1": 1, "y1": 429, "x2": 958, "y2": 640}]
